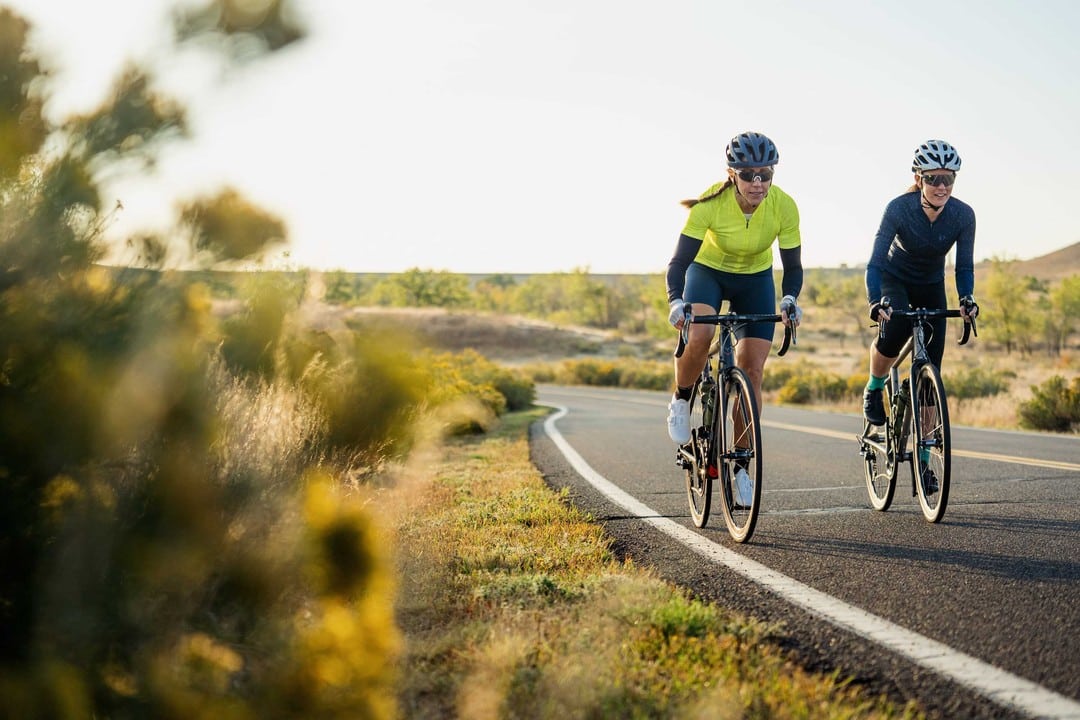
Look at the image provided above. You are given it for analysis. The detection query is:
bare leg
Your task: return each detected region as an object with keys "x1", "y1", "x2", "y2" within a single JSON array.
[
  {"x1": 730, "y1": 337, "x2": 772, "y2": 448},
  {"x1": 869, "y1": 342, "x2": 896, "y2": 379},
  {"x1": 734, "y1": 337, "x2": 772, "y2": 411}
]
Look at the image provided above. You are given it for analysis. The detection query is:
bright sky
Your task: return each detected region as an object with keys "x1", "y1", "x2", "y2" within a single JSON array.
[{"x1": 8, "y1": 0, "x2": 1080, "y2": 274}]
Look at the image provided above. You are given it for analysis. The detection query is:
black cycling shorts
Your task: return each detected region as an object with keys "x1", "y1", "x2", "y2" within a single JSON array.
[
  {"x1": 875, "y1": 276, "x2": 948, "y2": 368},
  {"x1": 684, "y1": 263, "x2": 776, "y2": 341}
]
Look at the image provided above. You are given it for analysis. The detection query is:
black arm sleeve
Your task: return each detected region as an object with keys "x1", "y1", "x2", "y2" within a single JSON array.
[
  {"x1": 779, "y1": 245, "x2": 803, "y2": 298},
  {"x1": 665, "y1": 234, "x2": 702, "y2": 303}
]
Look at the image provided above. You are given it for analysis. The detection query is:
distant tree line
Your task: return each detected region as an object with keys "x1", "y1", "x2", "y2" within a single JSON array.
[{"x1": 315, "y1": 264, "x2": 1080, "y2": 356}]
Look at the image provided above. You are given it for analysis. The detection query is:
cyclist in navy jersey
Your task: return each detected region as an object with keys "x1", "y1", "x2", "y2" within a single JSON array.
[{"x1": 862, "y1": 139, "x2": 979, "y2": 425}]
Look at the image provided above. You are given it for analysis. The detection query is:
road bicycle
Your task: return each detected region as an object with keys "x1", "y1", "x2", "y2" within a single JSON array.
[
  {"x1": 857, "y1": 300, "x2": 977, "y2": 522},
  {"x1": 673, "y1": 305, "x2": 794, "y2": 543}
]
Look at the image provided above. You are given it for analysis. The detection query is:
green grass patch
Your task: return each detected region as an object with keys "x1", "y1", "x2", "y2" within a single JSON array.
[{"x1": 388, "y1": 407, "x2": 924, "y2": 719}]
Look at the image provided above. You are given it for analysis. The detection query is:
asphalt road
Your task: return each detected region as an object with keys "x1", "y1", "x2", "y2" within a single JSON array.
[{"x1": 531, "y1": 384, "x2": 1080, "y2": 720}]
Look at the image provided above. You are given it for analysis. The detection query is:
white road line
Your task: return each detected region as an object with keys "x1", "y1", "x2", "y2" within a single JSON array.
[
  {"x1": 540, "y1": 403, "x2": 1080, "y2": 720},
  {"x1": 540, "y1": 388, "x2": 1080, "y2": 472}
]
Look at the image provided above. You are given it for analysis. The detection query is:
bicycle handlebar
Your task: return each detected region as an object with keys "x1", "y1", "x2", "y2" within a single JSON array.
[
  {"x1": 875, "y1": 299, "x2": 977, "y2": 346},
  {"x1": 674, "y1": 305, "x2": 795, "y2": 358}
]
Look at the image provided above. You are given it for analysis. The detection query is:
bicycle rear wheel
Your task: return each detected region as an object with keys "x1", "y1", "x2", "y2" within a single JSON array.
[
  {"x1": 912, "y1": 363, "x2": 950, "y2": 522},
  {"x1": 718, "y1": 367, "x2": 761, "y2": 543},
  {"x1": 683, "y1": 380, "x2": 715, "y2": 528}
]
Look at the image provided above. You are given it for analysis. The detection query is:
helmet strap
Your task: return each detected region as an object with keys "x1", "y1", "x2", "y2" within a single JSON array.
[
  {"x1": 921, "y1": 195, "x2": 944, "y2": 212},
  {"x1": 919, "y1": 180, "x2": 944, "y2": 212}
]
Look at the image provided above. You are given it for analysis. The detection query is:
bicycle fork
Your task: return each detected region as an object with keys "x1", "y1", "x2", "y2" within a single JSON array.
[{"x1": 891, "y1": 377, "x2": 910, "y2": 452}]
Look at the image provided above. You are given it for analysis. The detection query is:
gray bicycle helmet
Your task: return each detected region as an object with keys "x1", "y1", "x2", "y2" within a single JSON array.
[
  {"x1": 912, "y1": 139, "x2": 962, "y2": 172},
  {"x1": 726, "y1": 131, "x2": 779, "y2": 168}
]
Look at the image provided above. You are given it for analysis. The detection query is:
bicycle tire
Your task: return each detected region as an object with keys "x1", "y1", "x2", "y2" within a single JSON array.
[
  {"x1": 860, "y1": 421, "x2": 895, "y2": 511},
  {"x1": 911, "y1": 363, "x2": 950, "y2": 522},
  {"x1": 683, "y1": 378, "x2": 715, "y2": 528},
  {"x1": 718, "y1": 367, "x2": 761, "y2": 543},
  {"x1": 862, "y1": 382, "x2": 900, "y2": 510}
]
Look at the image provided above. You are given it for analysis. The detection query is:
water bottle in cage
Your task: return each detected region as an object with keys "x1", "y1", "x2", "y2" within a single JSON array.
[
  {"x1": 700, "y1": 375, "x2": 716, "y2": 428},
  {"x1": 893, "y1": 379, "x2": 909, "y2": 433}
]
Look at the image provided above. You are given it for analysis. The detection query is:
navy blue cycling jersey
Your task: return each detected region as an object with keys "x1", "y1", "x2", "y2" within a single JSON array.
[{"x1": 865, "y1": 191, "x2": 976, "y2": 303}]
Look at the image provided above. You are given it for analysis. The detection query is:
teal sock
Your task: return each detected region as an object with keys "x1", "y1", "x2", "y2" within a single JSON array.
[
  {"x1": 866, "y1": 374, "x2": 887, "y2": 391},
  {"x1": 920, "y1": 448, "x2": 931, "y2": 464}
]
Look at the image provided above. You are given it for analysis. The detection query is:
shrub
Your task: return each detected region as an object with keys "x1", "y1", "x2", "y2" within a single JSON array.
[
  {"x1": 767, "y1": 361, "x2": 851, "y2": 405},
  {"x1": 486, "y1": 366, "x2": 537, "y2": 411},
  {"x1": 523, "y1": 362, "x2": 557, "y2": 384},
  {"x1": 420, "y1": 349, "x2": 537, "y2": 433},
  {"x1": 762, "y1": 362, "x2": 798, "y2": 392},
  {"x1": 542, "y1": 357, "x2": 670, "y2": 390},
  {"x1": 944, "y1": 365, "x2": 1011, "y2": 400},
  {"x1": 618, "y1": 363, "x2": 672, "y2": 391},
  {"x1": 1018, "y1": 375, "x2": 1080, "y2": 432},
  {"x1": 777, "y1": 377, "x2": 812, "y2": 404},
  {"x1": 564, "y1": 358, "x2": 623, "y2": 386}
]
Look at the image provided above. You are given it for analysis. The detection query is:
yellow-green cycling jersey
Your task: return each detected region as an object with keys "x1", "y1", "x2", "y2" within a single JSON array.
[{"x1": 681, "y1": 182, "x2": 801, "y2": 274}]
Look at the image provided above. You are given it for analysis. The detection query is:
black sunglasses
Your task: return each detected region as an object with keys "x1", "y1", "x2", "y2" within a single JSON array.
[
  {"x1": 736, "y1": 169, "x2": 773, "y2": 183},
  {"x1": 921, "y1": 173, "x2": 955, "y2": 187}
]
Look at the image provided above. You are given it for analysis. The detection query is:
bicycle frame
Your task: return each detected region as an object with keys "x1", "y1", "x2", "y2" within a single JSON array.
[
  {"x1": 859, "y1": 305, "x2": 975, "y2": 522},
  {"x1": 674, "y1": 306, "x2": 793, "y2": 541}
]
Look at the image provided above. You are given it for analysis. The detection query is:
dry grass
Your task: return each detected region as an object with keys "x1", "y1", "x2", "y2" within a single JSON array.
[
  {"x1": 764, "y1": 321, "x2": 1071, "y2": 430},
  {"x1": 310, "y1": 304, "x2": 1075, "y2": 434},
  {"x1": 382, "y1": 410, "x2": 922, "y2": 719}
]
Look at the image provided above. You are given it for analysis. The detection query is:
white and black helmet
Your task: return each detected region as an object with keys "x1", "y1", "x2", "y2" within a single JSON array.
[
  {"x1": 912, "y1": 139, "x2": 962, "y2": 173},
  {"x1": 726, "y1": 131, "x2": 779, "y2": 168}
]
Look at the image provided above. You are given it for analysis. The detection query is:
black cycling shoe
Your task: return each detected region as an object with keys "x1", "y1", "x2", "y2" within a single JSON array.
[
  {"x1": 862, "y1": 387, "x2": 886, "y2": 425},
  {"x1": 921, "y1": 467, "x2": 939, "y2": 495}
]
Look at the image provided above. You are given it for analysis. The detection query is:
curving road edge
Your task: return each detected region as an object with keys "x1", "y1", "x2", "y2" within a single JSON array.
[{"x1": 540, "y1": 402, "x2": 1080, "y2": 720}]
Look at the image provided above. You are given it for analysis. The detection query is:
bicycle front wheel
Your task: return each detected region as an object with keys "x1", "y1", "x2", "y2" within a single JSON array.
[
  {"x1": 683, "y1": 380, "x2": 715, "y2": 528},
  {"x1": 718, "y1": 367, "x2": 761, "y2": 543},
  {"x1": 860, "y1": 420, "x2": 895, "y2": 511},
  {"x1": 912, "y1": 363, "x2": 950, "y2": 522}
]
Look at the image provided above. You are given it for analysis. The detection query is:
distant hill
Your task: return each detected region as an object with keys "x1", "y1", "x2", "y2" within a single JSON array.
[{"x1": 975, "y1": 241, "x2": 1080, "y2": 284}]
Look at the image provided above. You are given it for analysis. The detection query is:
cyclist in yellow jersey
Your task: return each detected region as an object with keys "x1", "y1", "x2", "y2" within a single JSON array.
[{"x1": 665, "y1": 131, "x2": 804, "y2": 453}]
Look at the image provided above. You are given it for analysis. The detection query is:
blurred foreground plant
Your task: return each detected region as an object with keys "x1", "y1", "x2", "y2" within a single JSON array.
[{"x1": 0, "y1": 4, "x2": 414, "y2": 718}]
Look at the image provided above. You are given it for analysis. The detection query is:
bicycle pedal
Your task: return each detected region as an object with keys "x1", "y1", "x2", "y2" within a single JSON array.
[{"x1": 707, "y1": 464, "x2": 719, "y2": 478}]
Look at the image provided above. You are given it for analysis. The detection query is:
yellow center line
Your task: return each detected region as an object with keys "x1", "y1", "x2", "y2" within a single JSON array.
[
  {"x1": 762, "y1": 420, "x2": 1080, "y2": 472},
  {"x1": 539, "y1": 391, "x2": 1080, "y2": 473}
]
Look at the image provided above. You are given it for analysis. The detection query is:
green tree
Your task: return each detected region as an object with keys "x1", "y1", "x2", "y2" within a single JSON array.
[
  {"x1": 613, "y1": 273, "x2": 663, "y2": 337},
  {"x1": 560, "y1": 269, "x2": 617, "y2": 327},
  {"x1": 510, "y1": 272, "x2": 569, "y2": 317},
  {"x1": 509, "y1": 268, "x2": 620, "y2": 328},
  {"x1": 321, "y1": 269, "x2": 360, "y2": 304},
  {"x1": 369, "y1": 267, "x2": 471, "y2": 307},
  {"x1": 980, "y1": 258, "x2": 1043, "y2": 355},
  {"x1": 1047, "y1": 275, "x2": 1080, "y2": 355},
  {"x1": 472, "y1": 272, "x2": 519, "y2": 310},
  {"x1": 809, "y1": 272, "x2": 871, "y2": 350}
]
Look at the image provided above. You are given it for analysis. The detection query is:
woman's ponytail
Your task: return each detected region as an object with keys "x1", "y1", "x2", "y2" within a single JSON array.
[{"x1": 681, "y1": 179, "x2": 734, "y2": 208}]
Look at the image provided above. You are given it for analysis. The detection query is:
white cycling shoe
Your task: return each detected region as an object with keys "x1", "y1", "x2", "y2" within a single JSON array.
[
  {"x1": 733, "y1": 467, "x2": 754, "y2": 508},
  {"x1": 667, "y1": 397, "x2": 690, "y2": 444}
]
